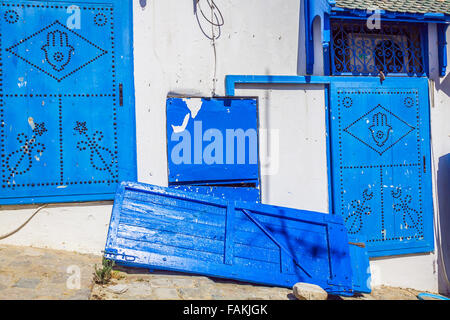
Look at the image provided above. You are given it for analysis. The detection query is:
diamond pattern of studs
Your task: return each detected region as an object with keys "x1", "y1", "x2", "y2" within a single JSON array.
[
  {"x1": 336, "y1": 89, "x2": 424, "y2": 243},
  {"x1": 1, "y1": 3, "x2": 119, "y2": 190}
]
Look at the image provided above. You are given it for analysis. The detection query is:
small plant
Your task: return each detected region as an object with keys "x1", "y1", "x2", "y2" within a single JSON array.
[
  {"x1": 111, "y1": 270, "x2": 126, "y2": 281},
  {"x1": 93, "y1": 257, "x2": 115, "y2": 285}
]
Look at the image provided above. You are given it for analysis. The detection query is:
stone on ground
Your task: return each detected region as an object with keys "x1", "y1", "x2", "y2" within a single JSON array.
[
  {"x1": 293, "y1": 283, "x2": 328, "y2": 300},
  {"x1": 106, "y1": 284, "x2": 128, "y2": 294}
]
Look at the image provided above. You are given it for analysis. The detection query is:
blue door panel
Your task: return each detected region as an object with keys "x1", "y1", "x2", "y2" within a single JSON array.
[
  {"x1": 330, "y1": 78, "x2": 434, "y2": 257},
  {"x1": 340, "y1": 168, "x2": 382, "y2": 237},
  {"x1": 3, "y1": 3, "x2": 113, "y2": 95},
  {"x1": 0, "y1": 0, "x2": 136, "y2": 204},
  {"x1": 105, "y1": 181, "x2": 370, "y2": 295}
]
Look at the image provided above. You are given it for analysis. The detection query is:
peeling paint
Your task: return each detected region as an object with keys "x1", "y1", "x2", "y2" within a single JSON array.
[
  {"x1": 28, "y1": 117, "x2": 35, "y2": 130},
  {"x1": 183, "y1": 98, "x2": 202, "y2": 119},
  {"x1": 18, "y1": 77, "x2": 27, "y2": 88},
  {"x1": 171, "y1": 113, "x2": 190, "y2": 134}
]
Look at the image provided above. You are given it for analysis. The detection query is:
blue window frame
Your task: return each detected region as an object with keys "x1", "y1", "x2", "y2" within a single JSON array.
[
  {"x1": 330, "y1": 19, "x2": 428, "y2": 76},
  {"x1": 225, "y1": 75, "x2": 435, "y2": 257},
  {"x1": 305, "y1": 0, "x2": 450, "y2": 76}
]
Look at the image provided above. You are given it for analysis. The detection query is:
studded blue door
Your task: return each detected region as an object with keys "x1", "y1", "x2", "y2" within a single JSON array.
[
  {"x1": 0, "y1": 1, "x2": 136, "y2": 204},
  {"x1": 329, "y1": 78, "x2": 434, "y2": 257}
]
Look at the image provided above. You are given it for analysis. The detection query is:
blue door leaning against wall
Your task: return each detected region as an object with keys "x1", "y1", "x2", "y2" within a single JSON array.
[
  {"x1": 0, "y1": 0, "x2": 136, "y2": 204},
  {"x1": 329, "y1": 78, "x2": 434, "y2": 257}
]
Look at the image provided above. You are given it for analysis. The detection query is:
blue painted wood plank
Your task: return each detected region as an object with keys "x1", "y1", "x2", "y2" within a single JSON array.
[
  {"x1": 105, "y1": 181, "x2": 370, "y2": 296},
  {"x1": 172, "y1": 185, "x2": 261, "y2": 202}
]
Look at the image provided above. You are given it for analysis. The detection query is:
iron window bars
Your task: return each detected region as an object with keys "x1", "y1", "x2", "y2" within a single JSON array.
[{"x1": 330, "y1": 20, "x2": 426, "y2": 76}]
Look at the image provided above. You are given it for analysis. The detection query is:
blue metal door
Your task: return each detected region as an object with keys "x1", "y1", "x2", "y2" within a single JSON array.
[
  {"x1": 166, "y1": 97, "x2": 261, "y2": 202},
  {"x1": 329, "y1": 78, "x2": 434, "y2": 257},
  {"x1": 0, "y1": 0, "x2": 136, "y2": 204}
]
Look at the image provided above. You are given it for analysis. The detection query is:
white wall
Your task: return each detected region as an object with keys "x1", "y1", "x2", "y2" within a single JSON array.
[
  {"x1": 428, "y1": 24, "x2": 450, "y2": 295},
  {"x1": 134, "y1": 0, "x2": 301, "y2": 187},
  {"x1": 0, "y1": 202, "x2": 111, "y2": 255},
  {"x1": 0, "y1": 0, "x2": 448, "y2": 294},
  {"x1": 235, "y1": 84, "x2": 329, "y2": 213}
]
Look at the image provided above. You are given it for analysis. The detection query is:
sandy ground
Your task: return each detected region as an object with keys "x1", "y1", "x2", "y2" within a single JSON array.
[{"x1": 0, "y1": 244, "x2": 447, "y2": 300}]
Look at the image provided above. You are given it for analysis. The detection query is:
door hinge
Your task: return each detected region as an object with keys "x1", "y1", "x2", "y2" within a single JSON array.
[
  {"x1": 349, "y1": 242, "x2": 366, "y2": 248},
  {"x1": 423, "y1": 156, "x2": 427, "y2": 173}
]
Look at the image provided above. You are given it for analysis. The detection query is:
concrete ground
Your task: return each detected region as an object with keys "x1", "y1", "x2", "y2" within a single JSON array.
[
  {"x1": 0, "y1": 244, "x2": 447, "y2": 300},
  {"x1": 0, "y1": 244, "x2": 100, "y2": 300}
]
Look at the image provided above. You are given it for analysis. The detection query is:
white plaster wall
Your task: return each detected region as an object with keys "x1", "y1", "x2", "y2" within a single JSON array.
[
  {"x1": 0, "y1": 202, "x2": 112, "y2": 255},
  {"x1": 0, "y1": 0, "x2": 448, "y2": 294},
  {"x1": 428, "y1": 24, "x2": 450, "y2": 295},
  {"x1": 235, "y1": 84, "x2": 329, "y2": 213},
  {"x1": 134, "y1": 0, "x2": 301, "y2": 187}
]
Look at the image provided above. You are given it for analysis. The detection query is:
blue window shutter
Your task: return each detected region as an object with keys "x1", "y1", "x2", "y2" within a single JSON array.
[{"x1": 166, "y1": 97, "x2": 260, "y2": 201}]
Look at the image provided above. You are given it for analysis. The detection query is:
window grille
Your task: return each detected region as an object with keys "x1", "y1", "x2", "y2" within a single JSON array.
[{"x1": 330, "y1": 20, "x2": 426, "y2": 76}]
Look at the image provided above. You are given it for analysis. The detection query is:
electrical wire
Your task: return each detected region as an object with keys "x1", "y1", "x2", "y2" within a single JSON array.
[
  {"x1": 194, "y1": 0, "x2": 224, "y2": 96},
  {"x1": 210, "y1": 2, "x2": 218, "y2": 96},
  {"x1": 195, "y1": 1, "x2": 223, "y2": 41},
  {"x1": 199, "y1": 0, "x2": 224, "y2": 27},
  {"x1": 0, "y1": 204, "x2": 48, "y2": 240}
]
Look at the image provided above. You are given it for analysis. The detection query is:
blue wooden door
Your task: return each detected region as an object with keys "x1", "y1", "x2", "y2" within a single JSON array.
[
  {"x1": 329, "y1": 78, "x2": 434, "y2": 257},
  {"x1": 0, "y1": 0, "x2": 136, "y2": 204},
  {"x1": 105, "y1": 181, "x2": 366, "y2": 295}
]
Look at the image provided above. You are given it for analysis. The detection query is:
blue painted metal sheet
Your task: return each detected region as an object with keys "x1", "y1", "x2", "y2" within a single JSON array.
[
  {"x1": 329, "y1": 78, "x2": 434, "y2": 257},
  {"x1": 105, "y1": 181, "x2": 369, "y2": 296},
  {"x1": 166, "y1": 97, "x2": 259, "y2": 184},
  {"x1": 0, "y1": 0, "x2": 136, "y2": 204}
]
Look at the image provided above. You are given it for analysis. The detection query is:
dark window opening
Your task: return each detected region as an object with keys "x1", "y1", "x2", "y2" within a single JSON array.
[{"x1": 330, "y1": 20, "x2": 426, "y2": 76}]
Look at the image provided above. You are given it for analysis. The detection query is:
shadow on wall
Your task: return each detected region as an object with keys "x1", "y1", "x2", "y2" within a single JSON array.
[
  {"x1": 435, "y1": 72, "x2": 450, "y2": 98},
  {"x1": 297, "y1": 0, "x2": 306, "y2": 75},
  {"x1": 437, "y1": 154, "x2": 450, "y2": 294}
]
